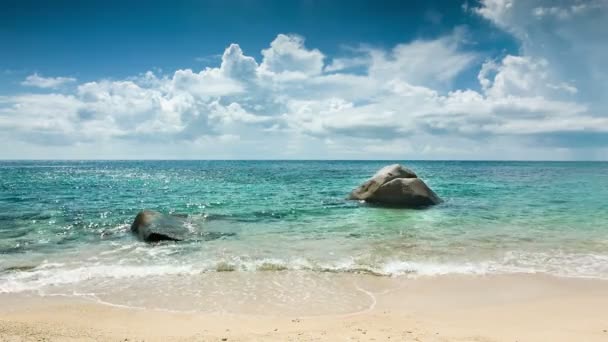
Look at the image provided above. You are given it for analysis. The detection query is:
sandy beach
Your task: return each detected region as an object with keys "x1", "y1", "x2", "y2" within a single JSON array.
[{"x1": 1, "y1": 273, "x2": 607, "y2": 341}]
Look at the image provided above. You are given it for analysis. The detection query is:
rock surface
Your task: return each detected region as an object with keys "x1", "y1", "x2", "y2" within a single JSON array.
[
  {"x1": 365, "y1": 177, "x2": 441, "y2": 207},
  {"x1": 130, "y1": 210, "x2": 190, "y2": 242},
  {"x1": 348, "y1": 164, "x2": 417, "y2": 200},
  {"x1": 348, "y1": 164, "x2": 441, "y2": 207}
]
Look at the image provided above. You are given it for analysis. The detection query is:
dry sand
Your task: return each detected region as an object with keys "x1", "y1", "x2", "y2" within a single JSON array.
[{"x1": 1, "y1": 274, "x2": 607, "y2": 341}]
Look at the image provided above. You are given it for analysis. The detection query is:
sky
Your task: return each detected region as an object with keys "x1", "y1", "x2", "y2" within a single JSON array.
[{"x1": 0, "y1": 0, "x2": 607, "y2": 160}]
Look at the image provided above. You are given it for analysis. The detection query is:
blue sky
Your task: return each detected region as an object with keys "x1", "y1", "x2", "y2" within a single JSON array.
[
  {"x1": 1, "y1": 1, "x2": 516, "y2": 89},
  {"x1": 1, "y1": 0, "x2": 607, "y2": 160}
]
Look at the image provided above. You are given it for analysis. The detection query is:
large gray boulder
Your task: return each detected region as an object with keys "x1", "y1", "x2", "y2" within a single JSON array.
[
  {"x1": 130, "y1": 210, "x2": 190, "y2": 242},
  {"x1": 348, "y1": 164, "x2": 417, "y2": 200},
  {"x1": 348, "y1": 164, "x2": 441, "y2": 207}
]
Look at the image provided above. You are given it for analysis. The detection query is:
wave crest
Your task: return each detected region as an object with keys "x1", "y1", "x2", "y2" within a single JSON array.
[{"x1": 2, "y1": 251, "x2": 608, "y2": 293}]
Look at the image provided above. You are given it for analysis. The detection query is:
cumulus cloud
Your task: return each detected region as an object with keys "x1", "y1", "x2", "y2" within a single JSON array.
[
  {"x1": 220, "y1": 44, "x2": 258, "y2": 81},
  {"x1": 21, "y1": 73, "x2": 76, "y2": 89},
  {"x1": 259, "y1": 34, "x2": 325, "y2": 77},
  {"x1": 478, "y1": 55, "x2": 578, "y2": 98},
  {"x1": 2, "y1": 24, "x2": 607, "y2": 160},
  {"x1": 473, "y1": 0, "x2": 608, "y2": 108}
]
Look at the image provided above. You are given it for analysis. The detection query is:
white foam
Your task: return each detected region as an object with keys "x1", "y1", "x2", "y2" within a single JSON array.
[
  {"x1": 500, "y1": 250, "x2": 608, "y2": 279},
  {"x1": 0, "y1": 264, "x2": 199, "y2": 293},
  {"x1": 380, "y1": 260, "x2": 497, "y2": 276},
  {"x1": 2, "y1": 250, "x2": 608, "y2": 294}
]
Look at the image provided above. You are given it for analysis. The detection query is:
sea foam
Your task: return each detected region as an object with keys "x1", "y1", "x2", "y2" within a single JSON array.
[{"x1": 2, "y1": 251, "x2": 608, "y2": 294}]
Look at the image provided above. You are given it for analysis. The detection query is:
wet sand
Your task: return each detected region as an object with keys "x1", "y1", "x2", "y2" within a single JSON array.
[{"x1": 1, "y1": 273, "x2": 607, "y2": 341}]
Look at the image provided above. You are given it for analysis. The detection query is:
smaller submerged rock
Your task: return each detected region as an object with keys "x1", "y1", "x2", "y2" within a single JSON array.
[
  {"x1": 348, "y1": 164, "x2": 441, "y2": 208},
  {"x1": 131, "y1": 210, "x2": 190, "y2": 242},
  {"x1": 130, "y1": 210, "x2": 237, "y2": 243}
]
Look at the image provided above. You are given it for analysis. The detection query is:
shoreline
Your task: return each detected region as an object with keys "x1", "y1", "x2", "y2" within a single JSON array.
[{"x1": 1, "y1": 273, "x2": 608, "y2": 341}]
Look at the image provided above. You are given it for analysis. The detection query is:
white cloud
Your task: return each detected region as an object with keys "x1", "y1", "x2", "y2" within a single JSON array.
[
  {"x1": 478, "y1": 55, "x2": 578, "y2": 98},
  {"x1": 208, "y1": 101, "x2": 272, "y2": 125},
  {"x1": 220, "y1": 44, "x2": 258, "y2": 81},
  {"x1": 171, "y1": 68, "x2": 243, "y2": 97},
  {"x1": 473, "y1": 0, "x2": 516, "y2": 29},
  {"x1": 21, "y1": 73, "x2": 76, "y2": 89},
  {"x1": 531, "y1": 1, "x2": 605, "y2": 19},
  {"x1": 473, "y1": 0, "x2": 608, "y2": 109},
  {"x1": 2, "y1": 25, "x2": 607, "y2": 160},
  {"x1": 259, "y1": 34, "x2": 325, "y2": 77},
  {"x1": 368, "y1": 29, "x2": 477, "y2": 88},
  {"x1": 324, "y1": 56, "x2": 370, "y2": 73},
  {"x1": 0, "y1": 93, "x2": 80, "y2": 132}
]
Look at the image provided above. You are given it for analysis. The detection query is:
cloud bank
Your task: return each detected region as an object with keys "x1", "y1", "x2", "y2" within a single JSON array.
[{"x1": 1, "y1": 0, "x2": 607, "y2": 160}]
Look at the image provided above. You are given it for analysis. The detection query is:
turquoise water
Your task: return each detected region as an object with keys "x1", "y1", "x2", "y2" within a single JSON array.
[{"x1": 1, "y1": 160, "x2": 608, "y2": 295}]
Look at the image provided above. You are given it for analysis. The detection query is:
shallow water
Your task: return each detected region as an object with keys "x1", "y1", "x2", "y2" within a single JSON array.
[{"x1": 1, "y1": 160, "x2": 607, "y2": 301}]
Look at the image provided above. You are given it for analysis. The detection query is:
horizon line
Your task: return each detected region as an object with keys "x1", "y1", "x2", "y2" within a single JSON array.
[{"x1": 0, "y1": 159, "x2": 606, "y2": 162}]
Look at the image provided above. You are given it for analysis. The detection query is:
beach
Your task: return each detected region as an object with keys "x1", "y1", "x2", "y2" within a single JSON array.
[{"x1": 1, "y1": 273, "x2": 608, "y2": 341}]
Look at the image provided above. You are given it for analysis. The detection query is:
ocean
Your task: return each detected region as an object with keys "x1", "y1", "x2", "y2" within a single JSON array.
[{"x1": 1, "y1": 160, "x2": 607, "y2": 311}]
